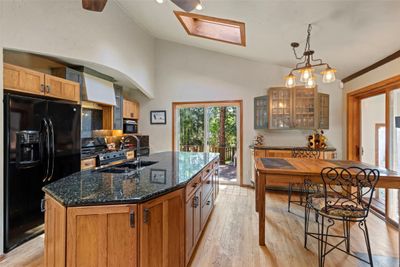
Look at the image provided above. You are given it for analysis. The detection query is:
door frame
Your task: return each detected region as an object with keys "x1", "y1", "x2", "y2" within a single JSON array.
[
  {"x1": 172, "y1": 100, "x2": 244, "y2": 186},
  {"x1": 347, "y1": 75, "x2": 400, "y2": 226}
]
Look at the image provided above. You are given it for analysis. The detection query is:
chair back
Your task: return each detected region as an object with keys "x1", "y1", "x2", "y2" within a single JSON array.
[
  {"x1": 292, "y1": 147, "x2": 320, "y2": 159},
  {"x1": 320, "y1": 167, "x2": 380, "y2": 218}
]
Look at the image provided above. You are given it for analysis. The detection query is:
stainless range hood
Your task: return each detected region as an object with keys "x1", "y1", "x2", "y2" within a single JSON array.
[{"x1": 82, "y1": 73, "x2": 116, "y2": 106}]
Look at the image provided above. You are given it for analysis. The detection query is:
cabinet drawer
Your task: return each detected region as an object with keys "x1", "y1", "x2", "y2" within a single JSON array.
[
  {"x1": 202, "y1": 164, "x2": 213, "y2": 180},
  {"x1": 201, "y1": 174, "x2": 213, "y2": 203},
  {"x1": 186, "y1": 173, "x2": 201, "y2": 201},
  {"x1": 81, "y1": 158, "x2": 96, "y2": 170},
  {"x1": 201, "y1": 191, "x2": 213, "y2": 229}
]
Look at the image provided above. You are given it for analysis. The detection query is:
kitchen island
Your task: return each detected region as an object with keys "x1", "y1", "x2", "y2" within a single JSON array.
[{"x1": 43, "y1": 151, "x2": 219, "y2": 267}]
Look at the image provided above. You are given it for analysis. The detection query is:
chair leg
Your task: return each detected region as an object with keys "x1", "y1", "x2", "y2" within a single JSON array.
[
  {"x1": 318, "y1": 216, "x2": 325, "y2": 267},
  {"x1": 288, "y1": 183, "x2": 293, "y2": 212},
  {"x1": 346, "y1": 220, "x2": 351, "y2": 253},
  {"x1": 359, "y1": 221, "x2": 374, "y2": 267},
  {"x1": 304, "y1": 204, "x2": 311, "y2": 248}
]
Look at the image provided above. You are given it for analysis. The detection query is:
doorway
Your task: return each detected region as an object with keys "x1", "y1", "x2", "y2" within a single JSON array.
[
  {"x1": 347, "y1": 76, "x2": 400, "y2": 226},
  {"x1": 172, "y1": 101, "x2": 243, "y2": 185}
]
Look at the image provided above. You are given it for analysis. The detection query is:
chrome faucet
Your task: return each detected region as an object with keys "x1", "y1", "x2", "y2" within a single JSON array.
[{"x1": 120, "y1": 134, "x2": 141, "y2": 170}]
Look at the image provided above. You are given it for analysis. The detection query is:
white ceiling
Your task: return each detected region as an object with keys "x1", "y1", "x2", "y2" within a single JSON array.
[{"x1": 115, "y1": 0, "x2": 400, "y2": 79}]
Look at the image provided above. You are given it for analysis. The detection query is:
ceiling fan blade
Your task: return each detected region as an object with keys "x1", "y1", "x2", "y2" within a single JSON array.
[
  {"x1": 170, "y1": 0, "x2": 200, "y2": 12},
  {"x1": 82, "y1": 0, "x2": 108, "y2": 12}
]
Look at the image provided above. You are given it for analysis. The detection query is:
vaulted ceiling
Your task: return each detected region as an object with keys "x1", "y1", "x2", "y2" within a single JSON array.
[{"x1": 115, "y1": 0, "x2": 400, "y2": 79}]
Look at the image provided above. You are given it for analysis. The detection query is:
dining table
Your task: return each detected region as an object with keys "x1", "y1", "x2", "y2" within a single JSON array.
[{"x1": 254, "y1": 157, "x2": 400, "y2": 254}]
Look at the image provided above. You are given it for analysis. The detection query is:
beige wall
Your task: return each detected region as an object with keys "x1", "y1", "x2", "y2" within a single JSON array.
[{"x1": 135, "y1": 40, "x2": 343, "y2": 185}]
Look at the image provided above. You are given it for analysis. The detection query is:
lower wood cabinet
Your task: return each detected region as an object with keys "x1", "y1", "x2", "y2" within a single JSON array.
[
  {"x1": 44, "y1": 158, "x2": 219, "y2": 267},
  {"x1": 66, "y1": 204, "x2": 138, "y2": 267},
  {"x1": 139, "y1": 189, "x2": 185, "y2": 267}
]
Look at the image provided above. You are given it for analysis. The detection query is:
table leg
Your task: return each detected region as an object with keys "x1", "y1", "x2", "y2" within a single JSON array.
[
  {"x1": 258, "y1": 173, "x2": 266, "y2": 246},
  {"x1": 255, "y1": 170, "x2": 259, "y2": 212}
]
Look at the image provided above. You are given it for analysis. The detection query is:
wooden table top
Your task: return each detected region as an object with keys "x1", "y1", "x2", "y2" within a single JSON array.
[{"x1": 255, "y1": 158, "x2": 400, "y2": 188}]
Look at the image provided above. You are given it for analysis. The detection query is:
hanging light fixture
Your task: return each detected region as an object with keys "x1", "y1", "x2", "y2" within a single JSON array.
[{"x1": 284, "y1": 24, "x2": 337, "y2": 88}]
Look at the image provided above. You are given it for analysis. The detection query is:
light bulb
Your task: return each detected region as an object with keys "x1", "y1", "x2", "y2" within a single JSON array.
[
  {"x1": 300, "y1": 67, "x2": 313, "y2": 82},
  {"x1": 195, "y1": 3, "x2": 203, "y2": 10},
  {"x1": 284, "y1": 72, "x2": 296, "y2": 88},
  {"x1": 156, "y1": 0, "x2": 164, "y2": 4},
  {"x1": 321, "y1": 67, "x2": 336, "y2": 83},
  {"x1": 305, "y1": 76, "x2": 316, "y2": 88}
]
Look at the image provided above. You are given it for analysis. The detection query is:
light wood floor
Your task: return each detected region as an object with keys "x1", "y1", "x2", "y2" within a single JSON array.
[{"x1": 1, "y1": 185, "x2": 398, "y2": 267}]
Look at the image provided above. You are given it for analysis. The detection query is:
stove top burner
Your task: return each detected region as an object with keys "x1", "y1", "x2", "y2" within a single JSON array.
[{"x1": 96, "y1": 151, "x2": 127, "y2": 166}]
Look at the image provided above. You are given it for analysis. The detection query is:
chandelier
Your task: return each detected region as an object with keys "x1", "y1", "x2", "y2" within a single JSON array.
[{"x1": 284, "y1": 24, "x2": 336, "y2": 89}]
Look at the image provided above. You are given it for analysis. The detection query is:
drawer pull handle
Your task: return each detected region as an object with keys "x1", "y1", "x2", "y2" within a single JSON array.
[
  {"x1": 192, "y1": 183, "x2": 198, "y2": 188},
  {"x1": 206, "y1": 200, "x2": 211, "y2": 206},
  {"x1": 129, "y1": 210, "x2": 135, "y2": 228},
  {"x1": 206, "y1": 180, "x2": 211, "y2": 184}
]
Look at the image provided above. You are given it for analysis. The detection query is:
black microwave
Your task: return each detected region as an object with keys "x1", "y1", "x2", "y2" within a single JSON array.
[{"x1": 123, "y1": 120, "x2": 138, "y2": 134}]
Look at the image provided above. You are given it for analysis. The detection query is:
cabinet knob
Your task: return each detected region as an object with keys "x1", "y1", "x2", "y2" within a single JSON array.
[
  {"x1": 40, "y1": 84, "x2": 45, "y2": 92},
  {"x1": 131, "y1": 112, "x2": 134, "y2": 118},
  {"x1": 46, "y1": 85, "x2": 51, "y2": 93},
  {"x1": 192, "y1": 183, "x2": 198, "y2": 188}
]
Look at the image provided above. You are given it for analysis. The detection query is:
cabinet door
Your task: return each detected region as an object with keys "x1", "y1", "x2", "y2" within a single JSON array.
[
  {"x1": 44, "y1": 195, "x2": 66, "y2": 267},
  {"x1": 4, "y1": 63, "x2": 45, "y2": 95},
  {"x1": 268, "y1": 87, "x2": 292, "y2": 129},
  {"x1": 140, "y1": 189, "x2": 185, "y2": 267},
  {"x1": 185, "y1": 196, "x2": 195, "y2": 265},
  {"x1": 67, "y1": 205, "x2": 138, "y2": 267},
  {"x1": 45, "y1": 74, "x2": 80, "y2": 102},
  {"x1": 132, "y1": 101, "x2": 140, "y2": 120},
  {"x1": 292, "y1": 86, "x2": 317, "y2": 129},
  {"x1": 254, "y1": 95, "x2": 268, "y2": 129},
  {"x1": 113, "y1": 85, "x2": 123, "y2": 130},
  {"x1": 318, "y1": 93, "x2": 330, "y2": 129}
]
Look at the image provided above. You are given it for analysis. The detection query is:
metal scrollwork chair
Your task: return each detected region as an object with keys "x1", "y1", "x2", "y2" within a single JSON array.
[
  {"x1": 287, "y1": 147, "x2": 320, "y2": 212},
  {"x1": 304, "y1": 167, "x2": 380, "y2": 267}
]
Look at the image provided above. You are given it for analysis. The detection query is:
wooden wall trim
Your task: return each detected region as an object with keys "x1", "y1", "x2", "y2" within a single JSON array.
[
  {"x1": 342, "y1": 50, "x2": 400, "y2": 83},
  {"x1": 172, "y1": 100, "x2": 244, "y2": 186}
]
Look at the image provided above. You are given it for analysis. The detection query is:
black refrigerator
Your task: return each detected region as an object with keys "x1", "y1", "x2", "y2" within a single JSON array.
[{"x1": 4, "y1": 93, "x2": 81, "y2": 252}]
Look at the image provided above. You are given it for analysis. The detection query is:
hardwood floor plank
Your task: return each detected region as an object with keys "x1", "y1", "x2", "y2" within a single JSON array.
[{"x1": 0, "y1": 185, "x2": 398, "y2": 267}]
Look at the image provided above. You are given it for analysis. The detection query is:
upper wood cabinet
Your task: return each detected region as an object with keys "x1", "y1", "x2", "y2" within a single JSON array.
[
  {"x1": 139, "y1": 189, "x2": 185, "y2": 267},
  {"x1": 45, "y1": 74, "x2": 80, "y2": 102},
  {"x1": 4, "y1": 63, "x2": 45, "y2": 95},
  {"x1": 66, "y1": 204, "x2": 138, "y2": 267},
  {"x1": 268, "y1": 86, "x2": 321, "y2": 130},
  {"x1": 4, "y1": 63, "x2": 80, "y2": 103},
  {"x1": 123, "y1": 99, "x2": 140, "y2": 120}
]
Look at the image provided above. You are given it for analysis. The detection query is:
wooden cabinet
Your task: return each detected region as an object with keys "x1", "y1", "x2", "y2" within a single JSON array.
[
  {"x1": 185, "y1": 158, "x2": 219, "y2": 265},
  {"x1": 81, "y1": 158, "x2": 96, "y2": 171},
  {"x1": 318, "y1": 93, "x2": 330, "y2": 129},
  {"x1": 139, "y1": 189, "x2": 185, "y2": 267},
  {"x1": 4, "y1": 63, "x2": 45, "y2": 95},
  {"x1": 254, "y1": 95, "x2": 269, "y2": 129},
  {"x1": 45, "y1": 74, "x2": 80, "y2": 102},
  {"x1": 123, "y1": 99, "x2": 140, "y2": 120},
  {"x1": 4, "y1": 64, "x2": 80, "y2": 102},
  {"x1": 66, "y1": 204, "x2": 138, "y2": 267},
  {"x1": 266, "y1": 86, "x2": 328, "y2": 130},
  {"x1": 44, "y1": 196, "x2": 66, "y2": 267},
  {"x1": 185, "y1": 188, "x2": 201, "y2": 265}
]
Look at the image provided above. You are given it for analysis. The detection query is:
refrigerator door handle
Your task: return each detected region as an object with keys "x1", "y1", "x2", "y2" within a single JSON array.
[
  {"x1": 47, "y1": 118, "x2": 55, "y2": 182},
  {"x1": 41, "y1": 118, "x2": 50, "y2": 182}
]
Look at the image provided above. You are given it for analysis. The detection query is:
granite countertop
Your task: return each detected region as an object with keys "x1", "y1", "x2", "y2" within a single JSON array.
[
  {"x1": 248, "y1": 145, "x2": 336, "y2": 151},
  {"x1": 43, "y1": 152, "x2": 219, "y2": 207}
]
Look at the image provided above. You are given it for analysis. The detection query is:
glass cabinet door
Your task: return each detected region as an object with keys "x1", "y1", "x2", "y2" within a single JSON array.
[
  {"x1": 293, "y1": 87, "x2": 317, "y2": 129},
  {"x1": 254, "y1": 96, "x2": 268, "y2": 129},
  {"x1": 318, "y1": 93, "x2": 330, "y2": 129},
  {"x1": 268, "y1": 88, "x2": 291, "y2": 129}
]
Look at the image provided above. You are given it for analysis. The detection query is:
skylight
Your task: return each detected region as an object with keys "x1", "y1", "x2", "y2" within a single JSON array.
[{"x1": 174, "y1": 11, "x2": 246, "y2": 46}]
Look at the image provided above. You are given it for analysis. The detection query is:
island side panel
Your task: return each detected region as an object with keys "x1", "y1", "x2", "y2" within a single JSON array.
[
  {"x1": 44, "y1": 194, "x2": 67, "y2": 267},
  {"x1": 139, "y1": 188, "x2": 185, "y2": 267}
]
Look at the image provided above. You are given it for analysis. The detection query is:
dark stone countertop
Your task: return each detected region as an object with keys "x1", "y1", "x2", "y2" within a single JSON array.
[
  {"x1": 248, "y1": 145, "x2": 336, "y2": 151},
  {"x1": 43, "y1": 152, "x2": 219, "y2": 207}
]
